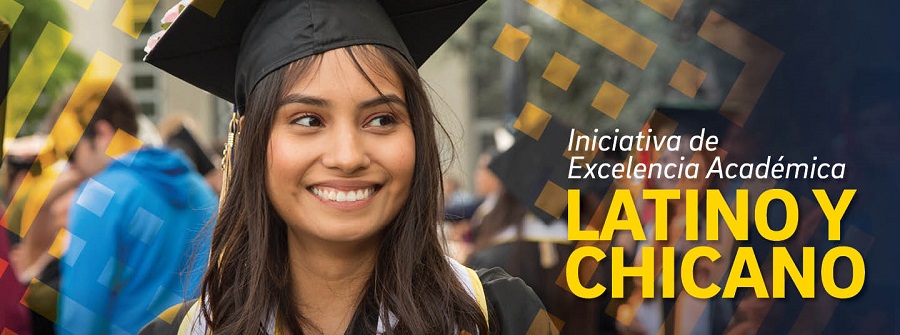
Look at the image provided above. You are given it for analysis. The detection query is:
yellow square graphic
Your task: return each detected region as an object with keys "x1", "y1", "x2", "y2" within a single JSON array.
[
  {"x1": 669, "y1": 60, "x2": 707, "y2": 98},
  {"x1": 21, "y1": 278, "x2": 59, "y2": 323},
  {"x1": 527, "y1": 308, "x2": 563, "y2": 334},
  {"x1": 640, "y1": 0, "x2": 684, "y2": 19},
  {"x1": 591, "y1": 82, "x2": 630, "y2": 119},
  {"x1": 542, "y1": 52, "x2": 580, "y2": 91},
  {"x1": 514, "y1": 102, "x2": 552, "y2": 140},
  {"x1": 193, "y1": 0, "x2": 227, "y2": 17},
  {"x1": 105, "y1": 129, "x2": 143, "y2": 158},
  {"x1": 158, "y1": 303, "x2": 184, "y2": 324},
  {"x1": 534, "y1": 181, "x2": 567, "y2": 219},
  {"x1": 493, "y1": 24, "x2": 531, "y2": 62},
  {"x1": 47, "y1": 228, "x2": 70, "y2": 259}
]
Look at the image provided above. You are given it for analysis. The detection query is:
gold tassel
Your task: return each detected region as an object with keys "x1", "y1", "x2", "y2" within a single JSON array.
[{"x1": 219, "y1": 108, "x2": 241, "y2": 205}]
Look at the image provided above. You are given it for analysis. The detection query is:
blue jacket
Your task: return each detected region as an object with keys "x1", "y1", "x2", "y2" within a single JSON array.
[{"x1": 58, "y1": 148, "x2": 217, "y2": 335}]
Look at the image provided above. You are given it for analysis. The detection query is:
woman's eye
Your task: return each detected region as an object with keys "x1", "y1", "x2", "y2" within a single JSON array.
[
  {"x1": 292, "y1": 115, "x2": 322, "y2": 127},
  {"x1": 366, "y1": 114, "x2": 396, "y2": 127}
]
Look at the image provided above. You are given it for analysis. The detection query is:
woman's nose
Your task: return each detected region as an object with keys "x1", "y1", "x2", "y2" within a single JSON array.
[{"x1": 321, "y1": 126, "x2": 371, "y2": 174}]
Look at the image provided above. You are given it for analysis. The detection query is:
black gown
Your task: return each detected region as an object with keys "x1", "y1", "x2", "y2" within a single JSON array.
[{"x1": 139, "y1": 267, "x2": 555, "y2": 335}]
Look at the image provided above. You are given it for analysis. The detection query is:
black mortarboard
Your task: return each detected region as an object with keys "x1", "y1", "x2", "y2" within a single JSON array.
[
  {"x1": 443, "y1": 199, "x2": 482, "y2": 222},
  {"x1": 144, "y1": 0, "x2": 485, "y2": 111},
  {"x1": 654, "y1": 102, "x2": 733, "y2": 138},
  {"x1": 488, "y1": 118, "x2": 614, "y2": 224},
  {"x1": 166, "y1": 126, "x2": 216, "y2": 176}
]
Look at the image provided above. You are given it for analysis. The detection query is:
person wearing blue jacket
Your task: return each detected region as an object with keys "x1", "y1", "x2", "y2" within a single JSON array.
[{"x1": 56, "y1": 82, "x2": 217, "y2": 335}]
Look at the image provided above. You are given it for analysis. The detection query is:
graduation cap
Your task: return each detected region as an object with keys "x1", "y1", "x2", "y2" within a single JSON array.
[
  {"x1": 165, "y1": 126, "x2": 216, "y2": 176},
  {"x1": 144, "y1": 0, "x2": 486, "y2": 111},
  {"x1": 653, "y1": 102, "x2": 733, "y2": 139},
  {"x1": 488, "y1": 118, "x2": 615, "y2": 224}
]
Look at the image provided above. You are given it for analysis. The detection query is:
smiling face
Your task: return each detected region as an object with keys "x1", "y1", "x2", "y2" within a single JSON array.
[{"x1": 266, "y1": 48, "x2": 415, "y2": 246}]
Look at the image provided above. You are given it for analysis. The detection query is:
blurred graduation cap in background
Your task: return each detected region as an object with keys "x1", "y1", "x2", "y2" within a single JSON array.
[
  {"x1": 488, "y1": 116, "x2": 614, "y2": 224},
  {"x1": 165, "y1": 126, "x2": 216, "y2": 176},
  {"x1": 487, "y1": 101, "x2": 735, "y2": 224},
  {"x1": 654, "y1": 101, "x2": 734, "y2": 139}
]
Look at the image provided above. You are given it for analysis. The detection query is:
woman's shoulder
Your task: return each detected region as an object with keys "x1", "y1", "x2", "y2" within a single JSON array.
[
  {"x1": 138, "y1": 300, "x2": 197, "y2": 335},
  {"x1": 476, "y1": 267, "x2": 560, "y2": 335}
]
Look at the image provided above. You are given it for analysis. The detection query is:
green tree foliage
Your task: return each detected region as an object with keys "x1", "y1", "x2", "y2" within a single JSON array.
[{"x1": 0, "y1": 0, "x2": 86, "y2": 136}]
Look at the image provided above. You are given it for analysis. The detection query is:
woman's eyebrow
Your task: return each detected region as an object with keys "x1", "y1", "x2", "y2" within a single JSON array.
[
  {"x1": 358, "y1": 94, "x2": 406, "y2": 109},
  {"x1": 278, "y1": 93, "x2": 330, "y2": 108}
]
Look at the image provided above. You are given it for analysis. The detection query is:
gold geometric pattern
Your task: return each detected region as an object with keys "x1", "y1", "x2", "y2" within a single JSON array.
[
  {"x1": 526, "y1": 308, "x2": 563, "y2": 335},
  {"x1": 514, "y1": 102, "x2": 553, "y2": 140},
  {"x1": 157, "y1": 303, "x2": 184, "y2": 324},
  {"x1": 669, "y1": 60, "x2": 707, "y2": 98},
  {"x1": 105, "y1": 128, "x2": 144, "y2": 161},
  {"x1": 483, "y1": 1, "x2": 789, "y2": 334},
  {"x1": 493, "y1": 23, "x2": 531, "y2": 62},
  {"x1": 542, "y1": 52, "x2": 580, "y2": 91},
  {"x1": 639, "y1": 0, "x2": 684, "y2": 19},
  {"x1": 4, "y1": 23, "x2": 72, "y2": 139},
  {"x1": 591, "y1": 82, "x2": 630, "y2": 119},
  {"x1": 698, "y1": 11, "x2": 784, "y2": 125},
  {"x1": 192, "y1": 0, "x2": 228, "y2": 17},
  {"x1": 534, "y1": 181, "x2": 568, "y2": 219},
  {"x1": 525, "y1": 0, "x2": 657, "y2": 69},
  {"x1": 114, "y1": 0, "x2": 162, "y2": 39},
  {"x1": 70, "y1": 0, "x2": 94, "y2": 10},
  {"x1": 21, "y1": 278, "x2": 59, "y2": 323},
  {"x1": 47, "y1": 229, "x2": 70, "y2": 259},
  {"x1": 1, "y1": 52, "x2": 122, "y2": 237}
]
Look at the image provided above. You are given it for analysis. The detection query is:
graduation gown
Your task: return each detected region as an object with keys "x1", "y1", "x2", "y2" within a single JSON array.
[{"x1": 139, "y1": 267, "x2": 554, "y2": 335}]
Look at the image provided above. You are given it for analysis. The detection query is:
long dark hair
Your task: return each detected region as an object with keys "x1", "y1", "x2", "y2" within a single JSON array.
[{"x1": 200, "y1": 45, "x2": 489, "y2": 334}]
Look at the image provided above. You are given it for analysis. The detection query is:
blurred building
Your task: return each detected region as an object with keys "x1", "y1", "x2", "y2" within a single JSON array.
[{"x1": 62, "y1": 0, "x2": 231, "y2": 144}]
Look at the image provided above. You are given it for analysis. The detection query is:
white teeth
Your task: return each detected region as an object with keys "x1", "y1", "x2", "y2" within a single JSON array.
[{"x1": 312, "y1": 187, "x2": 374, "y2": 202}]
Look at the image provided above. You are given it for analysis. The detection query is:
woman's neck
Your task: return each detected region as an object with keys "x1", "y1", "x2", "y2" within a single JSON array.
[{"x1": 287, "y1": 233, "x2": 379, "y2": 334}]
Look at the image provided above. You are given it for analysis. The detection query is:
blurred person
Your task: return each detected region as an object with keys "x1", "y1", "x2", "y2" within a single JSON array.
[
  {"x1": 16, "y1": 166, "x2": 83, "y2": 335},
  {"x1": 442, "y1": 175, "x2": 474, "y2": 208},
  {"x1": 0, "y1": 216, "x2": 31, "y2": 334},
  {"x1": 466, "y1": 188, "x2": 607, "y2": 334},
  {"x1": 3, "y1": 135, "x2": 47, "y2": 245},
  {"x1": 4, "y1": 98, "x2": 85, "y2": 334},
  {"x1": 443, "y1": 151, "x2": 502, "y2": 262},
  {"x1": 158, "y1": 113, "x2": 223, "y2": 194},
  {"x1": 615, "y1": 106, "x2": 732, "y2": 335},
  {"x1": 469, "y1": 151, "x2": 503, "y2": 231},
  {"x1": 466, "y1": 128, "x2": 619, "y2": 334},
  {"x1": 810, "y1": 68, "x2": 900, "y2": 335},
  {"x1": 56, "y1": 81, "x2": 218, "y2": 335}
]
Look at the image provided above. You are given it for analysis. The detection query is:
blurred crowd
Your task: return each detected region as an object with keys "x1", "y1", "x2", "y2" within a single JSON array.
[
  {"x1": 438, "y1": 68, "x2": 899, "y2": 335},
  {"x1": 0, "y1": 68, "x2": 897, "y2": 335},
  {"x1": 0, "y1": 82, "x2": 220, "y2": 334}
]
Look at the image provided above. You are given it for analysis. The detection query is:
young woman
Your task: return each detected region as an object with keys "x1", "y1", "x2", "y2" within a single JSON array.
[{"x1": 140, "y1": 0, "x2": 553, "y2": 334}]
